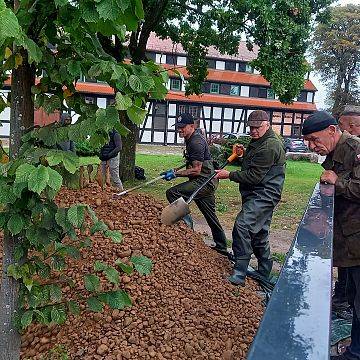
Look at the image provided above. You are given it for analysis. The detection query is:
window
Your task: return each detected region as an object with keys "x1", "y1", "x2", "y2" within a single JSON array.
[
  {"x1": 258, "y1": 88, "x2": 267, "y2": 98},
  {"x1": 297, "y1": 91, "x2": 307, "y2": 102},
  {"x1": 146, "y1": 52, "x2": 156, "y2": 61},
  {"x1": 240, "y1": 86, "x2": 250, "y2": 97},
  {"x1": 207, "y1": 59, "x2": 215, "y2": 69},
  {"x1": 225, "y1": 61, "x2": 236, "y2": 71},
  {"x1": 166, "y1": 54, "x2": 176, "y2": 65},
  {"x1": 238, "y1": 62, "x2": 246, "y2": 72},
  {"x1": 267, "y1": 89, "x2": 275, "y2": 99},
  {"x1": 84, "y1": 96, "x2": 95, "y2": 104},
  {"x1": 178, "y1": 105, "x2": 187, "y2": 114},
  {"x1": 106, "y1": 97, "x2": 115, "y2": 106},
  {"x1": 307, "y1": 92, "x2": 314, "y2": 103},
  {"x1": 210, "y1": 83, "x2": 220, "y2": 94},
  {"x1": 215, "y1": 61, "x2": 225, "y2": 70},
  {"x1": 230, "y1": 85, "x2": 240, "y2": 96},
  {"x1": 250, "y1": 87, "x2": 259, "y2": 97},
  {"x1": 155, "y1": 53, "x2": 166, "y2": 64},
  {"x1": 292, "y1": 124, "x2": 301, "y2": 137},
  {"x1": 170, "y1": 79, "x2": 181, "y2": 91},
  {"x1": 177, "y1": 56, "x2": 187, "y2": 66},
  {"x1": 189, "y1": 106, "x2": 200, "y2": 118},
  {"x1": 245, "y1": 64, "x2": 254, "y2": 73}
]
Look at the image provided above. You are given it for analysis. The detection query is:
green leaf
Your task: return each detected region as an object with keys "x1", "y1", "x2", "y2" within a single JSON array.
[
  {"x1": 96, "y1": 0, "x2": 119, "y2": 21},
  {"x1": 15, "y1": 163, "x2": 36, "y2": 183},
  {"x1": 51, "y1": 305, "x2": 67, "y2": 324},
  {"x1": 134, "y1": 0, "x2": 144, "y2": 19},
  {"x1": 21, "y1": 37, "x2": 42, "y2": 63},
  {"x1": 68, "y1": 60, "x2": 82, "y2": 76},
  {"x1": 43, "y1": 95, "x2": 62, "y2": 113},
  {"x1": 115, "y1": 259, "x2": 133, "y2": 275},
  {"x1": 65, "y1": 245, "x2": 81, "y2": 259},
  {"x1": 21, "y1": 310, "x2": 33, "y2": 329},
  {"x1": 51, "y1": 255, "x2": 66, "y2": 271},
  {"x1": 115, "y1": 92, "x2": 132, "y2": 111},
  {"x1": 139, "y1": 75, "x2": 155, "y2": 92},
  {"x1": 103, "y1": 266, "x2": 120, "y2": 285},
  {"x1": 62, "y1": 151, "x2": 79, "y2": 174},
  {"x1": 128, "y1": 74, "x2": 143, "y2": 92},
  {"x1": 106, "y1": 106, "x2": 119, "y2": 126},
  {"x1": 67, "y1": 204, "x2": 85, "y2": 228},
  {"x1": 127, "y1": 106, "x2": 147, "y2": 125},
  {"x1": 49, "y1": 284, "x2": 62, "y2": 302},
  {"x1": 94, "y1": 260, "x2": 107, "y2": 271},
  {"x1": 7, "y1": 213, "x2": 24, "y2": 235},
  {"x1": 130, "y1": 256, "x2": 152, "y2": 275},
  {"x1": 47, "y1": 167, "x2": 63, "y2": 192},
  {"x1": 102, "y1": 290, "x2": 132, "y2": 309},
  {"x1": 46, "y1": 150, "x2": 64, "y2": 166},
  {"x1": 81, "y1": 2, "x2": 100, "y2": 22},
  {"x1": 28, "y1": 165, "x2": 49, "y2": 194},
  {"x1": 54, "y1": 0, "x2": 68, "y2": 7},
  {"x1": 0, "y1": 184, "x2": 17, "y2": 204},
  {"x1": 84, "y1": 274, "x2": 101, "y2": 292},
  {"x1": 68, "y1": 300, "x2": 80, "y2": 315},
  {"x1": 23, "y1": 277, "x2": 34, "y2": 291},
  {"x1": 105, "y1": 230, "x2": 122, "y2": 243},
  {"x1": 12, "y1": 182, "x2": 27, "y2": 198},
  {"x1": 90, "y1": 221, "x2": 108, "y2": 234},
  {"x1": 0, "y1": 3, "x2": 21, "y2": 47},
  {"x1": 115, "y1": 0, "x2": 130, "y2": 12},
  {"x1": 86, "y1": 296, "x2": 103, "y2": 312}
]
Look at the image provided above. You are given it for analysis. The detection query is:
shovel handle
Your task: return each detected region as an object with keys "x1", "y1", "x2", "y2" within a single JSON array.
[{"x1": 187, "y1": 144, "x2": 240, "y2": 204}]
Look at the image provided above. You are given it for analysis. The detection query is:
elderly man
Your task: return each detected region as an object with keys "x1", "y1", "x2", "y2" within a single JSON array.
[
  {"x1": 164, "y1": 113, "x2": 229, "y2": 257},
  {"x1": 339, "y1": 107, "x2": 360, "y2": 137},
  {"x1": 302, "y1": 111, "x2": 360, "y2": 360},
  {"x1": 216, "y1": 110, "x2": 286, "y2": 285}
]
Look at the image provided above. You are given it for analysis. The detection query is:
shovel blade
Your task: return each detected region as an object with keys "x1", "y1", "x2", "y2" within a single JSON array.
[{"x1": 161, "y1": 197, "x2": 190, "y2": 225}]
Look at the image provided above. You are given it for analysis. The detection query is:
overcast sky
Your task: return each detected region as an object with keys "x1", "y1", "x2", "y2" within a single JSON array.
[{"x1": 310, "y1": 0, "x2": 359, "y2": 110}]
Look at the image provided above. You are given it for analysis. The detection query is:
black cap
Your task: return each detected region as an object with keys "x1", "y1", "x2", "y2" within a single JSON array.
[
  {"x1": 302, "y1": 111, "x2": 337, "y2": 136},
  {"x1": 174, "y1": 113, "x2": 194, "y2": 128}
]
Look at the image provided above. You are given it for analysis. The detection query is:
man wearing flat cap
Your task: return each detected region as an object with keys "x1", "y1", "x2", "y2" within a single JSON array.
[
  {"x1": 216, "y1": 110, "x2": 286, "y2": 285},
  {"x1": 339, "y1": 106, "x2": 360, "y2": 138},
  {"x1": 163, "y1": 113, "x2": 229, "y2": 258},
  {"x1": 302, "y1": 111, "x2": 360, "y2": 360}
]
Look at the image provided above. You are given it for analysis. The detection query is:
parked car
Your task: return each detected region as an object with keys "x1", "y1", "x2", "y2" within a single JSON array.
[{"x1": 283, "y1": 138, "x2": 309, "y2": 153}]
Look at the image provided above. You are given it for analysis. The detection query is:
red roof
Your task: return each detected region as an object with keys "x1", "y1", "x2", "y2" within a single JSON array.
[
  {"x1": 166, "y1": 91, "x2": 317, "y2": 111},
  {"x1": 165, "y1": 65, "x2": 317, "y2": 92},
  {"x1": 147, "y1": 33, "x2": 258, "y2": 62}
]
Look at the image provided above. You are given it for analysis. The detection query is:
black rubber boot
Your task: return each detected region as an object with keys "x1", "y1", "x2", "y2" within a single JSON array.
[
  {"x1": 258, "y1": 258, "x2": 273, "y2": 279},
  {"x1": 228, "y1": 259, "x2": 250, "y2": 286},
  {"x1": 183, "y1": 214, "x2": 194, "y2": 229}
]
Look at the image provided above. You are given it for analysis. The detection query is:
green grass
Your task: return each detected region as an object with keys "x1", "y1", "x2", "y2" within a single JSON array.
[{"x1": 130, "y1": 154, "x2": 322, "y2": 231}]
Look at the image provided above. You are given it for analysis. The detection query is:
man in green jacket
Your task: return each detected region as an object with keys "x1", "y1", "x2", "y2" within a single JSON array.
[
  {"x1": 216, "y1": 110, "x2": 286, "y2": 285},
  {"x1": 302, "y1": 111, "x2": 360, "y2": 360}
]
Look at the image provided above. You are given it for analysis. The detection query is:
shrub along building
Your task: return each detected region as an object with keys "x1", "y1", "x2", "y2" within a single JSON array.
[{"x1": 0, "y1": 34, "x2": 317, "y2": 145}]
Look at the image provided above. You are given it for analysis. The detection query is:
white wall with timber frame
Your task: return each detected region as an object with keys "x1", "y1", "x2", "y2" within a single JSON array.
[{"x1": 139, "y1": 100, "x2": 313, "y2": 145}]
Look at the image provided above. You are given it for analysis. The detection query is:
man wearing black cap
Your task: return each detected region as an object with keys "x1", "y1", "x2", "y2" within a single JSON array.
[
  {"x1": 216, "y1": 110, "x2": 286, "y2": 285},
  {"x1": 164, "y1": 113, "x2": 229, "y2": 257},
  {"x1": 302, "y1": 111, "x2": 360, "y2": 360}
]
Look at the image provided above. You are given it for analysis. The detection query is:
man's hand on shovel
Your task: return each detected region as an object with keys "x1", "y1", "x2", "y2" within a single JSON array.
[{"x1": 160, "y1": 169, "x2": 176, "y2": 181}]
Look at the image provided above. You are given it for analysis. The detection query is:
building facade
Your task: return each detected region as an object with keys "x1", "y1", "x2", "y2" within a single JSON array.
[{"x1": 0, "y1": 34, "x2": 317, "y2": 144}]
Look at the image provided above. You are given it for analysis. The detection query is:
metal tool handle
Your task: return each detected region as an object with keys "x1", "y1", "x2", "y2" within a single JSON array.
[
  {"x1": 187, "y1": 152, "x2": 238, "y2": 204},
  {"x1": 113, "y1": 163, "x2": 186, "y2": 197}
]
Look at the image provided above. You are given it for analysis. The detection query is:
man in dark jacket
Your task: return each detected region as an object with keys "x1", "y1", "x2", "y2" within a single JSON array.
[
  {"x1": 99, "y1": 129, "x2": 123, "y2": 190},
  {"x1": 302, "y1": 111, "x2": 360, "y2": 360},
  {"x1": 216, "y1": 110, "x2": 286, "y2": 285},
  {"x1": 57, "y1": 113, "x2": 75, "y2": 152},
  {"x1": 164, "y1": 113, "x2": 229, "y2": 257}
]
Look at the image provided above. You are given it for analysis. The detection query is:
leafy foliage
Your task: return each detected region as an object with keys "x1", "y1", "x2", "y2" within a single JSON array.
[
  {"x1": 0, "y1": 0, "x2": 156, "y2": 333},
  {"x1": 311, "y1": 4, "x2": 360, "y2": 115}
]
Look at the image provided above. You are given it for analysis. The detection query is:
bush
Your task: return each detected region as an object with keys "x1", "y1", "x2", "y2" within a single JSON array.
[
  {"x1": 75, "y1": 139, "x2": 101, "y2": 157},
  {"x1": 208, "y1": 135, "x2": 252, "y2": 166}
]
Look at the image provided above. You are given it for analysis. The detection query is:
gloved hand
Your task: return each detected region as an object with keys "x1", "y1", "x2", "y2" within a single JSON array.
[{"x1": 161, "y1": 169, "x2": 176, "y2": 181}]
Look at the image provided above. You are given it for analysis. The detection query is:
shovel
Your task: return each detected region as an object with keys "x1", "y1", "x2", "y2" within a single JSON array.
[
  {"x1": 113, "y1": 164, "x2": 186, "y2": 198},
  {"x1": 161, "y1": 147, "x2": 240, "y2": 225}
]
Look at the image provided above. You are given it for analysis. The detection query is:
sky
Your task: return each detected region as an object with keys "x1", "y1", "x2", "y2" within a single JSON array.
[{"x1": 310, "y1": 0, "x2": 359, "y2": 110}]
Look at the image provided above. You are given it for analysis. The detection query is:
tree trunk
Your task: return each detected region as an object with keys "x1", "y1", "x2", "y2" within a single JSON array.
[
  {"x1": 0, "y1": 49, "x2": 34, "y2": 360},
  {"x1": 119, "y1": 113, "x2": 138, "y2": 181}
]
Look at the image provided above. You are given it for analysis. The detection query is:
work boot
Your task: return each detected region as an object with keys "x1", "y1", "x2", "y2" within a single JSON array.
[
  {"x1": 257, "y1": 258, "x2": 273, "y2": 279},
  {"x1": 330, "y1": 354, "x2": 351, "y2": 360},
  {"x1": 183, "y1": 215, "x2": 194, "y2": 229},
  {"x1": 228, "y1": 259, "x2": 250, "y2": 286}
]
